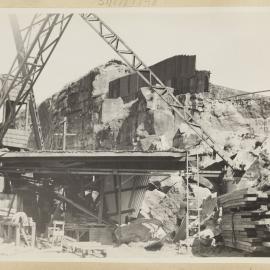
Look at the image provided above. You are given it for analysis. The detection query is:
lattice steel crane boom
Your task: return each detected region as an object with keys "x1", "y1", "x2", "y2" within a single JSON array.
[
  {"x1": 80, "y1": 13, "x2": 237, "y2": 170},
  {"x1": 0, "y1": 14, "x2": 73, "y2": 148},
  {"x1": 9, "y1": 14, "x2": 45, "y2": 150}
]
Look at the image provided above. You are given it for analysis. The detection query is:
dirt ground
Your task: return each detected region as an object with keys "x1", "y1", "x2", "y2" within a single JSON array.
[{"x1": 0, "y1": 240, "x2": 247, "y2": 261}]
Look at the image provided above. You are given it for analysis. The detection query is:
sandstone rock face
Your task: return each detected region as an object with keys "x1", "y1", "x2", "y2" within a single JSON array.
[
  {"x1": 30, "y1": 60, "x2": 130, "y2": 150},
  {"x1": 101, "y1": 98, "x2": 125, "y2": 123},
  {"x1": 31, "y1": 60, "x2": 270, "y2": 158}
]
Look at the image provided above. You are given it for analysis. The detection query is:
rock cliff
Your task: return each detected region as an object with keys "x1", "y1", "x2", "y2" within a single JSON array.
[{"x1": 32, "y1": 61, "x2": 270, "y2": 156}]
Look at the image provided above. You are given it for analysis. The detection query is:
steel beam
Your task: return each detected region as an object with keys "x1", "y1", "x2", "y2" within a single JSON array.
[
  {"x1": 0, "y1": 14, "x2": 73, "y2": 145},
  {"x1": 80, "y1": 13, "x2": 237, "y2": 170},
  {"x1": 0, "y1": 167, "x2": 173, "y2": 176},
  {"x1": 9, "y1": 14, "x2": 45, "y2": 150}
]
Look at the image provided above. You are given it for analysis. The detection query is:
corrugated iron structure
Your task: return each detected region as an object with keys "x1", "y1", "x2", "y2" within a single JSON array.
[
  {"x1": 104, "y1": 175, "x2": 149, "y2": 224},
  {"x1": 109, "y1": 55, "x2": 210, "y2": 102}
]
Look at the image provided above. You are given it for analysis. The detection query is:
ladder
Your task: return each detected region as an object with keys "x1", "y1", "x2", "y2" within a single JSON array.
[{"x1": 185, "y1": 152, "x2": 201, "y2": 247}]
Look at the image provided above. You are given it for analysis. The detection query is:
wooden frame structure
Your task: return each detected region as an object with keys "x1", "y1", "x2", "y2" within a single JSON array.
[
  {"x1": 0, "y1": 151, "x2": 193, "y2": 227},
  {"x1": 0, "y1": 150, "x2": 219, "y2": 243}
]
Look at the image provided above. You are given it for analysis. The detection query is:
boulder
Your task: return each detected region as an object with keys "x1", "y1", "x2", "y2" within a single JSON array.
[
  {"x1": 189, "y1": 184, "x2": 212, "y2": 207},
  {"x1": 101, "y1": 98, "x2": 125, "y2": 123},
  {"x1": 114, "y1": 219, "x2": 166, "y2": 244},
  {"x1": 114, "y1": 223, "x2": 152, "y2": 243},
  {"x1": 200, "y1": 193, "x2": 218, "y2": 223},
  {"x1": 140, "y1": 176, "x2": 186, "y2": 233}
]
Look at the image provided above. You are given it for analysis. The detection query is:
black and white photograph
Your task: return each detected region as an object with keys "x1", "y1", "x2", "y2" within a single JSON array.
[{"x1": 0, "y1": 5, "x2": 270, "y2": 261}]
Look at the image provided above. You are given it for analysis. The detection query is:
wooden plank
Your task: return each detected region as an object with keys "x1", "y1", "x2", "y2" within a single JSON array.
[
  {"x1": 222, "y1": 217, "x2": 253, "y2": 223},
  {"x1": 222, "y1": 215, "x2": 253, "y2": 221},
  {"x1": 104, "y1": 185, "x2": 148, "y2": 195},
  {"x1": 117, "y1": 176, "x2": 122, "y2": 226},
  {"x1": 254, "y1": 219, "x2": 270, "y2": 225},
  {"x1": 219, "y1": 194, "x2": 258, "y2": 204},
  {"x1": 0, "y1": 167, "x2": 173, "y2": 176},
  {"x1": 15, "y1": 224, "x2": 20, "y2": 246},
  {"x1": 262, "y1": 242, "x2": 270, "y2": 247},
  {"x1": 221, "y1": 224, "x2": 256, "y2": 230},
  {"x1": 222, "y1": 213, "x2": 253, "y2": 218},
  {"x1": 56, "y1": 193, "x2": 112, "y2": 225},
  {"x1": 20, "y1": 227, "x2": 30, "y2": 246},
  {"x1": 128, "y1": 176, "x2": 136, "y2": 209},
  {"x1": 98, "y1": 179, "x2": 104, "y2": 224},
  {"x1": 221, "y1": 201, "x2": 255, "y2": 209},
  {"x1": 219, "y1": 188, "x2": 257, "y2": 201},
  {"x1": 31, "y1": 222, "x2": 36, "y2": 247},
  {"x1": 222, "y1": 230, "x2": 257, "y2": 237},
  {"x1": 2, "y1": 140, "x2": 28, "y2": 148},
  {"x1": 122, "y1": 175, "x2": 135, "y2": 186},
  {"x1": 113, "y1": 175, "x2": 118, "y2": 217},
  {"x1": 4, "y1": 128, "x2": 30, "y2": 137},
  {"x1": 107, "y1": 208, "x2": 135, "y2": 217},
  {"x1": 0, "y1": 150, "x2": 188, "y2": 158},
  {"x1": 222, "y1": 197, "x2": 259, "y2": 205},
  {"x1": 222, "y1": 221, "x2": 254, "y2": 226},
  {"x1": 3, "y1": 133, "x2": 30, "y2": 140},
  {"x1": 222, "y1": 235, "x2": 262, "y2": 243},
  {"x1": 7, "y1": 194, "x2": 16, "y2": 217},
  {"x1": 3, "y1": 136, "x2": 29, "y2": 143},
  {"x1": 224, "y1": 240, "x2": 264, "y2": 253}
]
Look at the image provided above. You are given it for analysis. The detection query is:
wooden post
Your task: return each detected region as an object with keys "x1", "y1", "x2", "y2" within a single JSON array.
[
  {"x1": 25, "y1": 102, "x2": 29, "y2": 131},
  {"x1": 54, "y1": 116, "x2": 76, "y2": 150},
  {"x1": 186, "y1": 151, "x2": 189, "y2": 241},
  {"x1": 62, "y1": 116, "x2": 67, "y2": 151},
  {"x1": 76, "y1": 230, "x2": 80, "y2": 241},
  {"x1": 128, "y1": 178, "x2": 136, "y2": 209},
  {"x1": 115, "y1": 175, "x2": 122, "y2": 244},
  {"x1": 17, "y1": 194, "x2": 23, "y2": 212},
  {"x1": 7, "y1": 193, "x2": 16, "y2": 217},
  {"x1": 15, "y1": 224, "x2": 20, "y2": 246},
  {"x1": 31, "y1": 222, "x2": 36, "y2": 247},
  {"x1": 113, "y1": 175, "x2": 118, "y2": 216},
  {"x1": 56, "y1": 193, "x2": 112, "y2": 225},
  {"x1": 98, "y1": 178, "x2": 104, "y2": 224},
  {"x1": 117, "y1": 176, "x2": 122, "y2": 226},
  {"x1": 7, "y1": 224, "x2": 12, "y2": 243}
]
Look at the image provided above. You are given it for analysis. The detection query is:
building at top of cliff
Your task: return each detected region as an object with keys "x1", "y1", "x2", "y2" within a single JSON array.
[{"x1": 108, "y1": 55, "x2": 210, "y2": 103}]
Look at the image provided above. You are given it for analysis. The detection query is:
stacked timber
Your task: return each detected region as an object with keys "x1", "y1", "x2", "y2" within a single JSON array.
[{"x1": 218, "y1": 188, "x2": 270, "y2": 253}]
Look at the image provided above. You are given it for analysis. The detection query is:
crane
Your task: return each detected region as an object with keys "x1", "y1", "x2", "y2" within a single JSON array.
[
  {"x1": 0, "y1": 14, "x2": 73, "y2": 149},
  {"x1": 0, "y1": 13, "x2": 238, "y2": 170},
  {"x1": 9, "y1": 14, "x2": 45, "y2": 150}
]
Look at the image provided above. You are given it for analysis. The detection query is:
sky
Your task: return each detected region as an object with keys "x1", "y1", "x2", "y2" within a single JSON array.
[{"x1": 0, "y1": 7, "x2": 270, "y2": 103}]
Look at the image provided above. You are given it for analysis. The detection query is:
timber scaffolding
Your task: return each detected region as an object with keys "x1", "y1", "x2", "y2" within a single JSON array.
[{"x1": 0, "y1": 150, "x2": 219, "y2": 245}]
